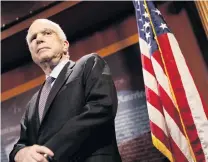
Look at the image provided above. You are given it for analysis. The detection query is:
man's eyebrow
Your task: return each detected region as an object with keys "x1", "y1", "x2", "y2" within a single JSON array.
[
  {"x1": 29, "y1": 28, "x2": 55, "y2": 42},
  {"x1": 42, "y1": 28, "x2": 55, "y2": 33}
]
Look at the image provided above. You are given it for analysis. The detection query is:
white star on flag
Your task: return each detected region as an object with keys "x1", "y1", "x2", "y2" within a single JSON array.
[
  {"x1": 135, "y1": 0, "x2": 140, "y2": 6},
  {"x1": 160, "y1": 23, "x2": 167, "y2": 30},
  {"x1": 136, "y1": 1, "x2": 140, "y2": 7},
  {"x1": 143, "y1": 12, "x2": 149, "y2": 18},
  {"x1": 143, "y1": 21, "x2": 150, "y2": 29},
  {"x1": 147, "y1": 42, "x2": 151, "y2": 49},
  {"x1": 145, "y1": 32, "x2": 151, "y2": 40},
  {"x1": 153, "y1": 9, "x2": 161, "y2": 15}
]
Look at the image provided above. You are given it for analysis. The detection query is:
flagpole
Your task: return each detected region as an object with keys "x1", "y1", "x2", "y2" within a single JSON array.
[{"x1": 143, "y1": 0, "x2": 196, "y2": 161}]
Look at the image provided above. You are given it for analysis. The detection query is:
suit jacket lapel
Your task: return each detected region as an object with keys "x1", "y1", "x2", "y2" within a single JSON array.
[{"x1": 40, "y1": 60, "x2": 75, "y2": 124}]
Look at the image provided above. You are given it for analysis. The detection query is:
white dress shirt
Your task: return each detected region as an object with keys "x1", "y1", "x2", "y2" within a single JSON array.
[{"x1": 46, "y1": 59, "x2": 69, "y2": 87}]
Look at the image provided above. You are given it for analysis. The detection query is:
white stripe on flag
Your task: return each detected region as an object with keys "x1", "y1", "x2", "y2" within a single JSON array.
[
  {"x1": 142, "y1": 68, "x2": 159, "y2": 95},
  {"x1": 139, "y1": 38, "x2": 150, "y2": 58},
  {"x1": 147, "y1": 102, "x2": 168, "y2": 136}
]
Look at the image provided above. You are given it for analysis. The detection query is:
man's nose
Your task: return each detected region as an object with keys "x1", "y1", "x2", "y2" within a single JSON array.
[{"x1": 36, "y1": 33, "x2": 44, "y2": 44}]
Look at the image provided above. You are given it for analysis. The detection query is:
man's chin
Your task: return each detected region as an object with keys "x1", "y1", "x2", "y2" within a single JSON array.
[{"x1": 39, "y1": 57, "x2": 52, "y2": 64}]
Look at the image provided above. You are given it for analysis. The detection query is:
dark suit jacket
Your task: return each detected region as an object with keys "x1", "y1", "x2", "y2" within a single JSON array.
[{"x1": 9, "y1": 54, "x2": 122, "y2": 162}]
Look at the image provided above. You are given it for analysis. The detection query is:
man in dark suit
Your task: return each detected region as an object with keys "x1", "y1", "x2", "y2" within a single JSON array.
[{"x1": 9, "y1": 19, "x2": 122, "y2": 162}]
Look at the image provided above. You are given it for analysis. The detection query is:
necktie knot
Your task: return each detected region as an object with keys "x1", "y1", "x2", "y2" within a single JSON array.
[{"x1": 45, "y1": 76, "x2": 55, "y2": 85}]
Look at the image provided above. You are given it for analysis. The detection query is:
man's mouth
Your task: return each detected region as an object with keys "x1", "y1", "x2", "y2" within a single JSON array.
[{"x1": 37, "y1": 47, "x2": 50, "y2": 53}]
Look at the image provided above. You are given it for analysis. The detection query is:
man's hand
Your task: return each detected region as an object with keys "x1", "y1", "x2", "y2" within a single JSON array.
[{"x1": 14, "y1": 145, "x2": 54, "y2": 162}]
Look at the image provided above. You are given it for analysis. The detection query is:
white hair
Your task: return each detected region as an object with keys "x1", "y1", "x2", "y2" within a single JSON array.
[{"x1": 26, "y1": 19, "x2": 67, "y2": 44}]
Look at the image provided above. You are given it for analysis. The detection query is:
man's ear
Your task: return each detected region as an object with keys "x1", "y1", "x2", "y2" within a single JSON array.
[{"x1": 63, "y1": 40, "x2": 69, "y2": 53}]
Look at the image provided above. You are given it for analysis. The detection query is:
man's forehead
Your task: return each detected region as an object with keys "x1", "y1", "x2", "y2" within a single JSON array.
[{"x1": 28, "y1": 21, "x2": 56, "y2": 33}]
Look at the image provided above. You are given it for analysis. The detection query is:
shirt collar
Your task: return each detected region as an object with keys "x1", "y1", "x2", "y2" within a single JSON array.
[{"x1": 46, "y1": 59, "x2": 69, "y2": 80}]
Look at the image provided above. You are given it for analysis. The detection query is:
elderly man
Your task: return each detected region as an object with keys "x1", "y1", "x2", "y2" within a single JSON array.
[{"x1": 9, "y1": 19, "x2": 122, "y2": 162}]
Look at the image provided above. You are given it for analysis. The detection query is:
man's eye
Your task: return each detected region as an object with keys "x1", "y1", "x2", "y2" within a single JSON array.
[
  {"x1": 44, "y1": 31, "x2": 52, "y2": 35},
  {"x1": 30, "y1": 36, "x2": 36, "y2": 42}
]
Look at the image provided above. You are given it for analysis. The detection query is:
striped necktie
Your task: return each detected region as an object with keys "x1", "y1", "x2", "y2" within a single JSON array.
[{"x1": 39, "y1": 76, "x2": 55, "y2": 122}]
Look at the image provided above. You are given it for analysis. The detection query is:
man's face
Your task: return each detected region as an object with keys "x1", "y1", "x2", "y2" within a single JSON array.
[{"x1": 27, "y1": 21, "x2": 68, "y2": 65}]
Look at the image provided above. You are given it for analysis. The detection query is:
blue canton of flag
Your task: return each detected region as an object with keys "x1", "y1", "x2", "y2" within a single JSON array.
[{"x1": 133, "y1": 0, "x2": 171, "y2": 55}]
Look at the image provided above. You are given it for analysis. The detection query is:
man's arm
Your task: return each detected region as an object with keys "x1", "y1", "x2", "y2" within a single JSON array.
[
  {"x1": 9, "y1": 100, "x2": 54, "y2": 162},
  {"x1": 44, "y1": 54, "x2": 118, "y2": 161},
  {"x1": 9, "y1": 109, "x2": 29, "y2": 162}
]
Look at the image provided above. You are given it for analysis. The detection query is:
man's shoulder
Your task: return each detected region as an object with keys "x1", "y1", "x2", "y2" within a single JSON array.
[
  {"x1": 76, "y1": 53, "x2": 105, "y2": 67},
  {"x1": 77, "y1": 53, "x2": 101, "y2": 63},
  {"x1": 73, "y1": 53, "x2": 107, "y2": 78}
]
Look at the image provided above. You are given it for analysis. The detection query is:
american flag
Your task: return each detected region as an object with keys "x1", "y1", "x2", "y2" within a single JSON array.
[{"x1": 133, "y1": 1, "x2": 208, "y2": 161}]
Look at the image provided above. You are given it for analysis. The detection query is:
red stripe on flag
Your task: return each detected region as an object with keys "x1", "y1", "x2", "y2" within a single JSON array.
[
  {"x1": 141, "y1": 54, "x2": 155, "y2": 77},
  {"x1": 158, "y1": 34, "x2": 206, "y2": 161},
  {"x1": 151, "y1": 50, "x2": 165, "y2": 74},
  {"x1": 145, "y1": 86, "x2": 163, "y2": 115},
  {"x1": 201, "y1": 98, "x2": 208, "y2": 119}
]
